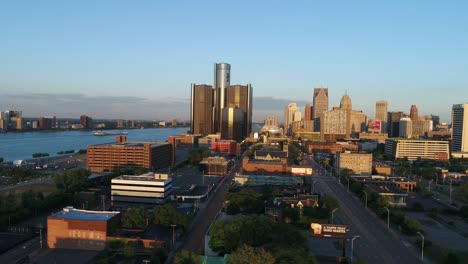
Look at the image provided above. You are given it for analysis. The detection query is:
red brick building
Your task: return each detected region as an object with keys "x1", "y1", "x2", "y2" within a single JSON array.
[
  {"x1": 47, "y1": 207, "x2": 120, "y2": 250},
  {"x1": 87, "y1": 137, "x2": 172, "y2": 173},
  {"x1": 211, "y1": 140, "x2": 237, "y2": 156}
]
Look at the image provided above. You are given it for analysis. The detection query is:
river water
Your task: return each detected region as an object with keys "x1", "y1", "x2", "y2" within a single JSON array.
[{"x1": 0, "y1": 127, "x2": 188, "y2": 162}]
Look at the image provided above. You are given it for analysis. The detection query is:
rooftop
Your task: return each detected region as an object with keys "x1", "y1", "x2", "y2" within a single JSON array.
[
  {"x1": 51, "y1": 207, "x2": 120, "y2": 221},
  {"x1": 90, "y1": 141, "x2": 168, "y2": 147},
  {"x1": 367, "y1": 184, "x2": 407, "y2": 195},
  {"x1": 113, "y1": 172, "x2": 171, "y2": 181}
]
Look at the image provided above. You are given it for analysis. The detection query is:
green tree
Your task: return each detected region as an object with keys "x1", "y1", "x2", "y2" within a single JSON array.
[
  {"x1": 54, "y1": 168, "x2": 90, "y2": 193},
  {"x1": 226, "y1": 189, "x2": 264, "y2": 215},
  {"x1": 321, "y1": 196, "x2": 339, "y2": 210},
  {"x1": 153, "y1": 204, "x2": 188, "y2": 228},
  {"x1": 174, "y1": 250, "x2": 199, "y2": 264},
  {"x1": 122, "y1": 207, "x2": 149, "y2": 229},
  {"x1": 454, "y1": 184, "x2": 468, "y2": 202},
  {"x1": 107, "y1": 239, "x2": 125, "y2": 250},
  {"x1": 230, "y1": 245, "x2": 275, "y2": 264},
  {"x1": 151, "y1": 248, "x2": 168, "y2": 264},
  {"x1": 0, "y1": 157, "x2": 4, "y2": 163},
  {"x1": 123, "y1": 244, "x2": 135, "y2": 258},
  {"x1": 402, "y1": 218, "x2": 421, "y2": 235}
]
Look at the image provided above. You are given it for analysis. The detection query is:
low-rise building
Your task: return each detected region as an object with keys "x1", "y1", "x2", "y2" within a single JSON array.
[
  {"x1": 359, "y1": 132, "x2": 388, "y2": 144},
  {"x1": 211, "y1": 140, "x2": 237, "y2": 156},
  {"x1": 47, "y1": 207, "x2": 120, "y2": 250},
  {"x1": 351, "y1": 175, "x2": 416, "y2": 192},
  {"x1": 111, "y1": 172, "x2": 174, "y2": 209},
  {"x1": 367, "y1": 185, "x2": 408, "y2": 207},
  {"x1": 199, "y1": 156, "x2": 230, "y2": 175}
]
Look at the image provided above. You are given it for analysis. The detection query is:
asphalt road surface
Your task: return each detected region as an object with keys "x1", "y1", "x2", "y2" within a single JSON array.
[
  {"x1": 310, "y1": 160, "x2": 423, "y2": 263},
  {"x1": 167, "y1": 158, "x2": 241, "y2": 263}
]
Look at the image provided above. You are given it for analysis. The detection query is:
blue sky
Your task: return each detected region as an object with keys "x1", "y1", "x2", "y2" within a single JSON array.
[{"x1": 0, "y1": 1, "x2": 467, "y2": 122}]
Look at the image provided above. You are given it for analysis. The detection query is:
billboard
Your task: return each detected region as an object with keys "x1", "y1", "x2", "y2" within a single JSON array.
[
  {"x1": 368, "y1": 120, "x2": 381, "y2": 132},
  {"x1": 310, "y1": 223, "x2": 348, "y2": 239}
]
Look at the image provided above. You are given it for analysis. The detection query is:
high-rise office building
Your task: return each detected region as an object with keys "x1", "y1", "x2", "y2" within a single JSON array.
[
  {"x1": 412, "y1": 120, "x2": 433, "y2": 138},
  {"x1": 304, "y1": 104, "x2": 313, "y2": 121},
  {"x1": 284, "y1": 103, "x2": 301, "y2": 135},
  {"x1": 388, "y1": 111, "x2": 404, "y2": 138},
  {"x1": 452, "y1": 103, "x2": 468, "y2": 153},
  {"x1": 264, "y1": 116, "x2": 278, "y2": 127},
  {"x1": 221, "y1": 107, "x2": 244, "y2": 141},
  {"x1": 213, "y1": 63, "x2": 231, "y2": 133},
  {"x1": 313, "y1": 88, "x2": 329, "y2": 132},
  {"x1": 375, "y1": 101, "x2": 388, "y2": 133},
  {"x1": 227, "y1": 84, "x2": 253, "y2": 137},
  {"x1": 190, "y1": 63, "x2": 252, "y2": 141},
  {"x1": 399, "y1": 117, "x2": 413, "y2": 138},
  {"x1": 190, "y1": 84, "x2": 213, "y2": 135},
  {"x1": 410, "y1": 105, "x2": 419, "y2": 121},
  {"x1": 80, "y1": 115, "x2": 93, "y2": 129}
]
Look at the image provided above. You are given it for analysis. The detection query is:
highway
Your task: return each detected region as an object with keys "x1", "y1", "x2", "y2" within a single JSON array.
[{"x1": 310, "y1": 160, "x2": 423, "y2": 263}]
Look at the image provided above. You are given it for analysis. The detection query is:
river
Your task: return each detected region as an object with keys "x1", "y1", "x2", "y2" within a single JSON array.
[{"x1": 0, "y1": 127, "x2": 189, "y2": 162}]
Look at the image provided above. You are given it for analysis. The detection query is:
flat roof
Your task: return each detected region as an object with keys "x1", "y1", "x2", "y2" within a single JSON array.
[
  {"x1": 367, "y1": 184, "x2": 407, "y2": 195},
  {"x1": 113, "y1": 172, "x2": 171, "y2": 182},
  {"x1": 90, "y1": 141, "x2": 168, "y2": 147},
  {"x1": 51, "y1": 207, "x2": 120, "y2": 221}
]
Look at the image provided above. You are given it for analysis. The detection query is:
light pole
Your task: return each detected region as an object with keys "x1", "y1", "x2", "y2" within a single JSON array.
[
  {"x1": 347, "y1": 177, "x2": 350, "y2": 192},
  {"x1": 383, "y1": 207, "x2": 390, "y2": 229},
  {"x1": 417, "y1": 231, "x2": 424, "y2": 261},
  {"x1": 428, "y1": 179, "x2": 433, "y2": 192},
  {"x1": 449, "y1": 178, "x2": 453, "y2": 204},
  {"x1": 362, "y1": 191, "x2": 368, "y2": 208},
  {"x1": 331, "y1": 208, "x2": 338, "y2": 224},
  {"x1": 312, "y1": 180, "x2": 317, "y2": 194},
  {"x1": 351, "y1": 235, "x2": 360, "y2": 263},
  {"x1": 171, "y1": 224, "x2": 176, "y2": 249}
]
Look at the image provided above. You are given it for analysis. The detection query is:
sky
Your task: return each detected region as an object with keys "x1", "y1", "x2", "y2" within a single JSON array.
[{"x1": 1, "y1": 1, "x2": 467, "y2": 123}]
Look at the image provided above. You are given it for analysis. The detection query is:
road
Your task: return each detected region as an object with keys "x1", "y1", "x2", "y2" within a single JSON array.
[
  {"x1": 0, "y1": 176, "x2": 53, "y2": 191},
  {"x1": 167, "y1": 157, "x2": 241, "y2": 262},
  {"x1": 310, "y1": 160, "x2": 423, "y2": 263},
  {"x1": 0, "y1": 237, "x2": 40, "y2": 264}
]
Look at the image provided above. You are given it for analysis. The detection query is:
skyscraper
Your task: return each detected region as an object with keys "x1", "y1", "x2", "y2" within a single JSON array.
[
  {"x1": 388, "y1": 111, "x2": 404, "y2": 138},
  {"x1": 80, "y1": 115, "x2": 93, "y2": 129},
  {"x1": 452, "y1": 103, "x2": 468, "y2": 153},
  {"x1": 190, "y1": 84, "x2": 213, "y2": 135},
  {"x1": 227, "y1": 84, "x2": 253, "y2": 137},
  {"x1": 375, "y1": 101, "x2": 388, "y2": 133},
  {"x1": 284, "y1": 103, "x2": 301, "y2": 135},
  {"x1": 399, "y1": 117, "x2": 413, "y2": 138},
  {"x1": 313, "y1": 88, "x2": 329, "y2": 132},
  {"x1": 213, "y1": 63, "x2": 231, "y2": 133},
  {"x1": 304, "y1": 104, "x2": 313, "y2": 121},
  {"x1": 410, "y1": 105, "x2": 419, "y2": 121}
]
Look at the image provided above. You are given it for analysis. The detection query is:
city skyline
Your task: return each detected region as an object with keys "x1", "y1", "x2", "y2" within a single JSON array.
[{"x1": 1, "y1": 1, "x2": 467, "y2": 122}]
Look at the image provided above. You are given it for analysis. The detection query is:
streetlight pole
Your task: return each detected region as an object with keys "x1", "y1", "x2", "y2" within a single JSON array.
[
  {"x1": 171, "y1": 224, "x2": 176, "y2": 249},
  {"x1": 449, "y1": 178, "x2": 453, "y2": 204},
  {"x1": 347, "y1": 177, "x2": 350, "y2": 192},
  {"x1": 417, "y1": 232, "x2": 424, "y2": 261},
  {"x1": 351, "y1": 235, "x2": 360, "y2": 263},
  {"x1": 331, "y1": 208, "x2": 338, "y2": 224},
  {"x1": 312, "y1": 180, "x2": 317, "y2": 194},
  {"x1": 428, "y1": 179, "x2": 433, "y2": 192},
  {"x1": 362, "y1": 191, "x2": 367, "y2": 208},
  {"x1": 383, "y1": 207, "x2": 390, "y2": 229}
]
